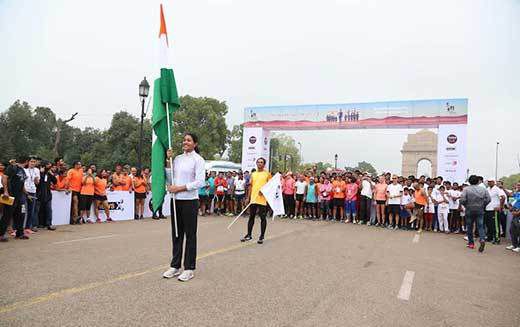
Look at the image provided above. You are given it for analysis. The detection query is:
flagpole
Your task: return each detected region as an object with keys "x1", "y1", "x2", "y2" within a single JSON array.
[
  {"x1": 165, "y1": 102, "x2": 178, "y2": 238},
  {"x1": 227, "y1": 194, "x2": 258, "y2": 230}
]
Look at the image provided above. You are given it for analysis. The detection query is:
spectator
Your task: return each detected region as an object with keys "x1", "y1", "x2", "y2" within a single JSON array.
[
  {"x1": 67, "y1": 161, "x2": 83, "y2": 223},
  {"x1": 460, "y1": 175, "x2": 491, "y2": 252},
  {"x1": 1, "y1": 156, "x2": 30, "y2": 240},
  {"x1": 94, "y1": 169, "x2": 112, "y2": 222},
  {"x1": 23, "y1": 156, "x2": 40, "y2": 233},
  {"x1": 133, "y1": 169, "x2": 147, "y2": 220},
  {"x1": 36, "y1": 160, "x2": 57, "y2": 230},
  {"x1": 78, "y1": 166, "x2": 96, "y2": 224}
]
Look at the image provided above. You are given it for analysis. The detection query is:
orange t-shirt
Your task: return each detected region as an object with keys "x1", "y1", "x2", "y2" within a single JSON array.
[
  {"x1": 374, "y1": 183, "x2": 388, "y2": 201},
  {"x1": 80, "y1": 176, "x2": 95, "y2": 195},
  {"x1": 94, "y1": 177, "x2": 107, "y2": 196},
  {"x1": 54, "y1": 175, "x2": 68, "y2": 190},
  {"x1": 113, "y1": 174, "x2": 132, "y2": 191},
  {"x1": 332, "y1": 180, "x2": 346, "y2": 199},
  {"x1": 414, "y1": 188, "x2": 427, "y2": 206},
  {"x1": 67, "y1": 168, "x2": 83, "y2": 192},
  {"x1": 133, "y1": 177, "x2": 147, "y2": 193}
]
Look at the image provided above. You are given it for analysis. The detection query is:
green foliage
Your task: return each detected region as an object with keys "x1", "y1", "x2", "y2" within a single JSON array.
[
  {"x1": 1, "y1": 96, "x2": 228, "y2": 168},
  {"x1": 171, "y1": 95, "x2": 229, "y2": 160},
  {"x1": 500, "y1": 173, "x2": 520, "y2": 189},
  {"x1": 268, "y1": 133, "x2": 301, "y2": 172},
  {"x1": 299, "y1": 162, "x2": 333, "y2": 172},
  {"x1": 227, "y1": 124, "x2": 243, "y2": 163},
  {"x1": 345, "y1": 161, "x2": 378, "y2": 175}
]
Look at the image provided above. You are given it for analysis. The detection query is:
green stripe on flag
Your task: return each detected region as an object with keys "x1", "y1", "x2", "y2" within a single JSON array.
[{"x1": 151, "y1": 68, "x2": 180, "y2": 212}]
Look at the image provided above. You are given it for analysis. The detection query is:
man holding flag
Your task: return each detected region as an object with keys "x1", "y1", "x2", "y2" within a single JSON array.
[{"x1": 240, "y1": 157, "x2": 282, "y2": 244}]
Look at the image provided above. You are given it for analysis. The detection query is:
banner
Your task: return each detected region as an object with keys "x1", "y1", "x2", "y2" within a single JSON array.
[
  {"x1": 437, "y1": 124, "x2": 467, "y2": 183},
  {"x1": 95, "y1": 191, "x2": 135, "y2": 221},
  {"x1": 260, "y1": 172, "x2": 285, "y2": 216},
  {"x1": 51, "y1": 191, "x2": 72, "y2": 225},
  {"x1": 241, "y1": 127, "x2": 270, "y2": 172},
  {"x1": 244, "y1": 98, "x2": 468, "y2": 130}
]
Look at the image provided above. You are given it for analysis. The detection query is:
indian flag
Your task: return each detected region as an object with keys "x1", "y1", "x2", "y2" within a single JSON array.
[{"x1": 151, "y1": 4, "x2": 180, "y2": 211}]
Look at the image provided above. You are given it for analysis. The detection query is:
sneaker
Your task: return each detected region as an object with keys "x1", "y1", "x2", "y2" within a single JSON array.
[
  {"x1": 467, "y1": 243, "x2": 475, "y2": 249},
  {"x1": 367, "y1": 222, "x2": 371, "y2": 226},
  {"x1": 463, "y1": 236, "x2": 469, "y2": 241},
  {"x1": 163, "y1": 267, "x2": 181, "y2": 279},
  {"x1": 0, "y1": 236, "x2": 8, "y2": 242},
  {"x1": 257, "y1": 238, "x2": 264, "y2": 244},
  {"x1": 346, "y1": 219, "x2": 351, "y2": 223},
  {"x1": 506, "y1": 245, "x2": 515, "y2": 250},
  {"x1": 393, "y1": 226, "x2": 399, "y2": 230},
  {"x1": 478, "y1": 241, "x2": 485, "y2": 253},
  {"x1": 96, "y1": 218, "x2": 102, "y2": 223},
  {"x1": 240, "y1": 235, "x2": 252, "y2": 242},
  {"x1": 513, "y1": 248, "x2": 520, "y2": 253},
  {"x1": 47, "y1": 225, "x2": 56, "y2": 231},
  {"x1": 24, "y1": 228, "x2": 34, "y2": 235},
  {"x1": 16, "y1": 235, "x2": 29, "y2": 240},
  {"x1": 178, "y1": 270, "x2": 194, "y2": 282},
  {"x1": 31, "y1": 227, "x2": 38, "y2": 232},
  {"x1": 106, "y1": 218, "x2": 114, "y2": 222}
]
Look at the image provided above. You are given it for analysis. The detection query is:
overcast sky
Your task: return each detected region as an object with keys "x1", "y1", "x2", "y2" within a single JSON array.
[{"x1": 1, "y1": 0, "x2": 519, "y2": 177}]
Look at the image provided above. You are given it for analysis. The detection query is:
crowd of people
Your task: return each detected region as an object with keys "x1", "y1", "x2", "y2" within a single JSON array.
[
  {"x1": 1, "y1": 154, "x2": 520, "y2": 254},
  {"x1": 197, "y1": 167, "x2": 520, "y2": 253},
  {"x1": 0, "y1": 154, "x2": 165, "y2": 242}
]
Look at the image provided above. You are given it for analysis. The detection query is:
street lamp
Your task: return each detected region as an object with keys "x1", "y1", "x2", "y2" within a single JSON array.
[
  {"x1": 297, "y1": 142, "x2": 302, "y2": 163},
  {"x1": 334, "y1": 154, "x2": 338, "y2": 170},
  {"x1": 495, "y1": 142, "x2": 500, "y2": 180},
  {"x1": 138, "y1": 77, "x2": 150, "y2": 169}
]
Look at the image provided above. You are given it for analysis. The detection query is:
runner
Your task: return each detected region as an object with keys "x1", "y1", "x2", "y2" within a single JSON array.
[
  {"x1": 79, "y1": 167, "x2": 95, "y2": 224},
  {"x1": 66, "y1": 161, "x2": 83, "y2": 223},
  {"x1": 460, "y1": 175, "x2": 490, "y2": 252},
  {"x1": 345, "y1": 176, "x2": 358, "y2": 223},
  {"x1": 133, "y1": 169, "x2": 148, "y2": 220},
  {"x1": 318, "y1": 176, "x2": 332, "y2": 220},
  {"x1": 332, "y1": 175, "x2": 346, "y2": 221},
  {"x1": 240, "y1": 157, "x2": 271, "y2": 244},
  {"x1": 225, "y1": 172, "x2": 235, "y2": 216},
  {"x1": 214, "y1": 172, "x2": 227, "y2": 216},
  {"x1": 386, "y1": 175, "x2": 403, "y2": 230},
  {"x1": 424, "y1": 186, "x2": 435, "y2": 231},
  {"x1": 485, "y1": 179, "x2": 502, "y2": 244},
  {"x1": 282, "y1": 172, "x2": 295, "y2": 218},
  {"x1": 294, "y1": 174, "x2": 307, "y2": 219},
  {"x1": 94, "y1": 169, "x2": 112, "y2": 223},
  {"x1": 374, "y1": 175, "x2": 387, "y2": 227},
  {"x1": 304, "y1": 177, "x2": 318, "y2": 219},
  {"x1": 436, "y1": 186, "x2": 450, "y2": 233},
  {"x1": 234, "y1": 172, "x2": 246, "y2": 214},
  {"x1": 413, "y1": 183, "x2": 427, "y2": 232}
]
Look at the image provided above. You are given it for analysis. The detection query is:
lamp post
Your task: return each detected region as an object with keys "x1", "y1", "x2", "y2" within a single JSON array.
[
  {"x1": 495, "y1": 142, "x2": 500, "y2": 181},
  {"x1": 334, "y1": 154, "x2": 338, "y2": 170},
  {"x1": 298, "y1": 142, "x2": 302, "y2": 164},
  {"x1": 138, "y1": 77, "x2": 150, "y2": 169}
]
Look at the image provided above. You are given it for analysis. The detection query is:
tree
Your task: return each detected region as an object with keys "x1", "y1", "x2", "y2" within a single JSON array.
[
  {"x1": 227, "y1": 124, "x2": 243, "y2": 163},
  {"x1": 171, "y1": 95, "x2": 229, "y2": 160},
  {"x1": 345, "y1": 161, "x2": 377, "y2": 175},
  {"x1": 500, "y1": 173, "x2": 520, "y2": 189},
  {"x1": 268, "y1": 133, "x2": 301, "y2": 172}
]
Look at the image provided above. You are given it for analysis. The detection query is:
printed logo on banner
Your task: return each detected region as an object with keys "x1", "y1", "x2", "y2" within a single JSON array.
[
  {"x1": 249, "y1": 136, "x2": 257, "y2": 144},
  {"x1": 98, "y1": 200, "x2": 125, "y2": 211},
  {"x1": 447, "y1": 134, "x2": 458, "y2": 144}
]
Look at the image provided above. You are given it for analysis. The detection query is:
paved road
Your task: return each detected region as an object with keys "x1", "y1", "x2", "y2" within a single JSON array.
[{"x1": 1, "y1": 216, "x2": 519, "y2": 327}]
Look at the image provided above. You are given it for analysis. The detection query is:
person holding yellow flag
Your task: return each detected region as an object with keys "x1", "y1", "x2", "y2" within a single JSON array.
[{"x1": 241, "y1": 158, "x2": 271, "y2": 244}]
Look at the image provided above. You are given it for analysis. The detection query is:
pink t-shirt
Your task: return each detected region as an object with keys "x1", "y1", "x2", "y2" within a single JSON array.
[
  {"x1": 374, "y1": 183, "x2": 388, "y2": 201},
  {"x1": 282, "y1": 178, "x2": 295, "y2": 195},
  {"x1": 345, "y1": 183, "x2": 359, "y2": 201},
  {"x1": 319, "y1": 183, "x2": 333, "y2": 201}
]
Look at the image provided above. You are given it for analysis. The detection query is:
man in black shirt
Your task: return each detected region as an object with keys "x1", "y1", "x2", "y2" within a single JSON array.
[
  {"x1": 1, "y1": 156, "x2": 29, "y2": 240},
  {"x1": 37, "y1": 160, "x2": 57, "y2": 230}
]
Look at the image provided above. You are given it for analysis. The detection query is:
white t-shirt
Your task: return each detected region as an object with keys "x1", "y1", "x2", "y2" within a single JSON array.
[
  {"x1": 448, "y1": 189, "x2": 461, "y2": 210},
  {"x1": 234, "y1": 179, "x2": 245, "y2": 195},
  {"x1": 425, "y1": 194, "x2": 435, "y2": 213},
  {"x1": 436, "y1": 192, "x2": 450, "y2": 214},
  {"x1": 295, "y1": 181, "x2": 307, "y2": 195},
  {"x1": 24, "y1": 167, "x2": 40, "y2": 193},
  {"x1": 486, "y1": 185, "x2": 501, "y2": 211},
  {"x1": 360, "y1": 179, "x2": 373, "y2": 198},
  {"x1": 387, "y1": 183, "x2": 403, "y2": 205},
  {"x1": 401, "y1": 194, "x2": 413, "y2": 206}
]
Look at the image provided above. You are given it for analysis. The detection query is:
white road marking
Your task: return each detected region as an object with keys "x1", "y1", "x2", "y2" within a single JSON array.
[
  {"x1": 53, "y1": 234, "x2": 117, "y2": 244},
  {"x1": 397, "y1": 270, "x2": 415, "y2": 301},
  {"x1": 412, "y1": 234, "x2": 420, "y2": 243}
]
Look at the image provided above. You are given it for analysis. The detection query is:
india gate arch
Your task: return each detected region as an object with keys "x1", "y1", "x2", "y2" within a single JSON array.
[
  {"x1": 241, "y1": 98, "x2": 469, "y2": 183},
  {"x1": 401, "y1": 130, "x2": 438, "y2": 178}
]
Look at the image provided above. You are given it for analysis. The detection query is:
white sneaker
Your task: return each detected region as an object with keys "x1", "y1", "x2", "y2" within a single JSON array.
[
  {"x1": 464, "y1": 236, "x2": 469, "y2": 241},
  {"x1": 162, "y1": 267, "x2": 181, "y2": 279},
  {"x1": 513, "y1": 248, "x2": 520, "y2": 253},
  {"x1": 178, "y1": 269, "x2": 195, "y2": 282},
  {"x1": 506, "y1": 245, "x2": 515, "y2": 250}
]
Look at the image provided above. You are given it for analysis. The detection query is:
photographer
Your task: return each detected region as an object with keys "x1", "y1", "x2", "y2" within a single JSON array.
[{"x1": 37, "y1": 160, "x2": 57, "y2": 230}]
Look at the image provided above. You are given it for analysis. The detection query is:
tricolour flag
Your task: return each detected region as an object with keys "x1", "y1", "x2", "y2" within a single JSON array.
[
  {"x1": 151, "y1": 4, "x2": 180, "y2": 211},
  {"x1": 260, "y1": 173, "x2": 285, "y2": 216}
]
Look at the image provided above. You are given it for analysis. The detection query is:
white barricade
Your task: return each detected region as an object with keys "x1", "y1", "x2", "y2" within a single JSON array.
[{"x1": 50, "y1": 190, "x2": 174, "y2": 225}]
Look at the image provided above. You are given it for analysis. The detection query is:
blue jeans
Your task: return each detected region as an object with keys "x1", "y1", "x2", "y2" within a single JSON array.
[
  {"x1": 466, "y1": 209, "x2": 485, "y2": 244},
  {"x1": 25, "y1": 192, "x2": 37, "y2": 229}
]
